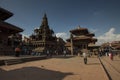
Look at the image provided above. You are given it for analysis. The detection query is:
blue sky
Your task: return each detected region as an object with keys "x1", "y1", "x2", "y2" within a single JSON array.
[{"x1": 0, "y1": 0, "x2": 120, "y2": 45}]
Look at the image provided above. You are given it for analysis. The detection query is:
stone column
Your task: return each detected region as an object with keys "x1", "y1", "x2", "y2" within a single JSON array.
[{"x1": 70, "y1": 33, "x2": 73, "y2": 55}]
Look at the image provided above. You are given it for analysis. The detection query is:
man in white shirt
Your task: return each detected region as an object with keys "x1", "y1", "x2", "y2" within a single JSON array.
[{"x1": 83, "y1": 52, "x2": 87, "y2": 64}]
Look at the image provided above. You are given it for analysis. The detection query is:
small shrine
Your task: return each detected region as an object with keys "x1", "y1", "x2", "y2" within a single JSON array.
[{"x1": 66, "y1": 26, "x2": 98, "y2": 55}]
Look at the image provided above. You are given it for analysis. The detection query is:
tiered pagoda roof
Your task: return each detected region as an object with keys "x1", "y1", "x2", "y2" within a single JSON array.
[
  {"x1": 0, "y1": 7, "x2": 23, "y2": 33},
  {"x1": 67, "y1": 26, "x2": 97, "y2": 43},
  {"x1": 101, "y1": 41, "x2": 120, "y2": 50},
  {"x1": 0, "y1": 21, "x2": 23, "y2": 33},
  {"x1": 0, "y1": 7, "x2": 13, "y2": 21},
  {"x1": 70, "y1": 26, "x2": 89, "y2": 36},
  {"x1": 67, "y1": 35, "x2": 91, "y2": 42}
]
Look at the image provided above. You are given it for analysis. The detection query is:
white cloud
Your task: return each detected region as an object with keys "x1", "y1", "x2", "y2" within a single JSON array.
[
  {"x1": 21, "y1": 33, "x2": 29, "y2": 40},
  {"x1": 55, "y1": 32, "x2": 69, "y2": 41},
  {"x1": 90, "y1": 28, "x2": 98, "y2": 33},
  {"x1": 97, "y1": 28, "x2": 120, "y2": 45}
]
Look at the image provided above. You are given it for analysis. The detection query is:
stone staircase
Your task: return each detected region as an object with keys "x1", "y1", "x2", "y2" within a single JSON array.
[
  {"x1": 0, "y1": 56, "x2": 47, "y2": 66},
  {"x1": 4, "y1": 59, "x2": 23, "y2": 65}
]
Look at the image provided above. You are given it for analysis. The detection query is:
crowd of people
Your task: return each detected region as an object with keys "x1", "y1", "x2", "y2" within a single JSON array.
[{"x1": 14, "y1": 45, "x2": 120, "y2": 65}]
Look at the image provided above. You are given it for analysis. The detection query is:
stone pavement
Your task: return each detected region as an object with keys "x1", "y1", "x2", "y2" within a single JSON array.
[
  {"x1": 100, "y1": 55, "x2": 120, "y2": 80},
  {"x1": 0, "y1": 56, "x2": 109, "y2": 80},
  {"x1": 0, "y1": 56, "x2": 20, "y2": 60}
]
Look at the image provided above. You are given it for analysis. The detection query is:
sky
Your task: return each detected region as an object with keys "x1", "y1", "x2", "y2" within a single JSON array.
[{"x1": 0, "y1": 0, "x2": 120, "y2": 45}]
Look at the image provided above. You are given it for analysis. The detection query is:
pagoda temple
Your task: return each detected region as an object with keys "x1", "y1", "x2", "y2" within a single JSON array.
[
  {"x1": 0, "y1": 7, "x2": 23, "y2": 55},
  {"x1": 29, "y1": 14, "x2": 58, "y2": 54},
  {"x1": 66, "y1": 26, "x2": 98, "y2": 55}
]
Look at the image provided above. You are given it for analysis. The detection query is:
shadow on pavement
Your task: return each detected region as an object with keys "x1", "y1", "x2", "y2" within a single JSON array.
[{"x1": 0, "y1": 67, "x2": 73, "y2": 80}]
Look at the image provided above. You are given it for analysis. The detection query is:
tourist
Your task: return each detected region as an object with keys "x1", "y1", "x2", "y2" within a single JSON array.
[
  {"x1": 15, "y1": 46, "x2": 21, "y2": 57},
  {"x1": 109, "y1": 52, "x2": 113, "y2": 60},
  {"x1": 31, "y1": 51, "x2": 35, "y2": 56},
  {"x1": 47, "y1": 50, "x2": 49, "y2": 56},
  {"x1": 83, "y1": 52, "x2": 87, "y2": 64},
  {"x1": 63, "y1": 50, "x2": 67, "y2": 57}
]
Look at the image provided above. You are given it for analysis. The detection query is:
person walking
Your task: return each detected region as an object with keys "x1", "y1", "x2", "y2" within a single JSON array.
[
  {"x1": 63, "y1": 50, "x2": 67, "y2": 57},
  {"x1": 109, "y1": 52, "x2": 113, "y2": 60},
  {"x1": 15, "y1": 46, "x2": 21, "y2": 57},
  {"x1": 46, "y1": 50, "x2": 49, "y2": 57},
  {"x1": 83, "y1": 52, "x2": 87, "y2": 64}
]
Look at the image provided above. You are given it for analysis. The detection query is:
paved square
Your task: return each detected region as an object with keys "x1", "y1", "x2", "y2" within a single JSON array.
[{"x1": 0, "y1": 56, "x2": 108, "y2": 80}]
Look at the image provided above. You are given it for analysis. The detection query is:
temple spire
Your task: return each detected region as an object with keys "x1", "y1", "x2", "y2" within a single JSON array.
[
  {"x1": 44, "y1": 13, "x2": 47, "y2": 18},
  {"x1": 41, "y1": 13, "x2": 48, "y2": 27}
]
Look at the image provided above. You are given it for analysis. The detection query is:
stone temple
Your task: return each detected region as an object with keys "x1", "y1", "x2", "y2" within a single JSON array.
[
  {"x1": 29, "y1": 14, "x2": 58, "y2": 55},
  {"x1": 66, "y1": 26, "x2": 98, "y2": 55}
]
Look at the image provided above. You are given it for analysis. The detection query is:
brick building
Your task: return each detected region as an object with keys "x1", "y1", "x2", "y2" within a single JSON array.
[{"x1": 0, "y1": 7, "x2": 23, "y2": 55}]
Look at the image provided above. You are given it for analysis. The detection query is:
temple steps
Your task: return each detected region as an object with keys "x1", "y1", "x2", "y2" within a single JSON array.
[
  {"x1": 4, "y1": 59, "x2": 23, "y2": 65},
  {"x1": 0, "y1": 56, "x2": 47, "y2": 66}
]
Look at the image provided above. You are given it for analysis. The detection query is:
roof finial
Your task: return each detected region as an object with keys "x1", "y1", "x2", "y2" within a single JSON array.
[
  {"x1": 44, "y1": 13, "x2": 47, "y2": 18},
  {"x1": 77, "y1": 25, "x2": 81, "y2": 29},
  {"x1": 41, "y1": 13, "x2": 48, "y2": 27}
]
